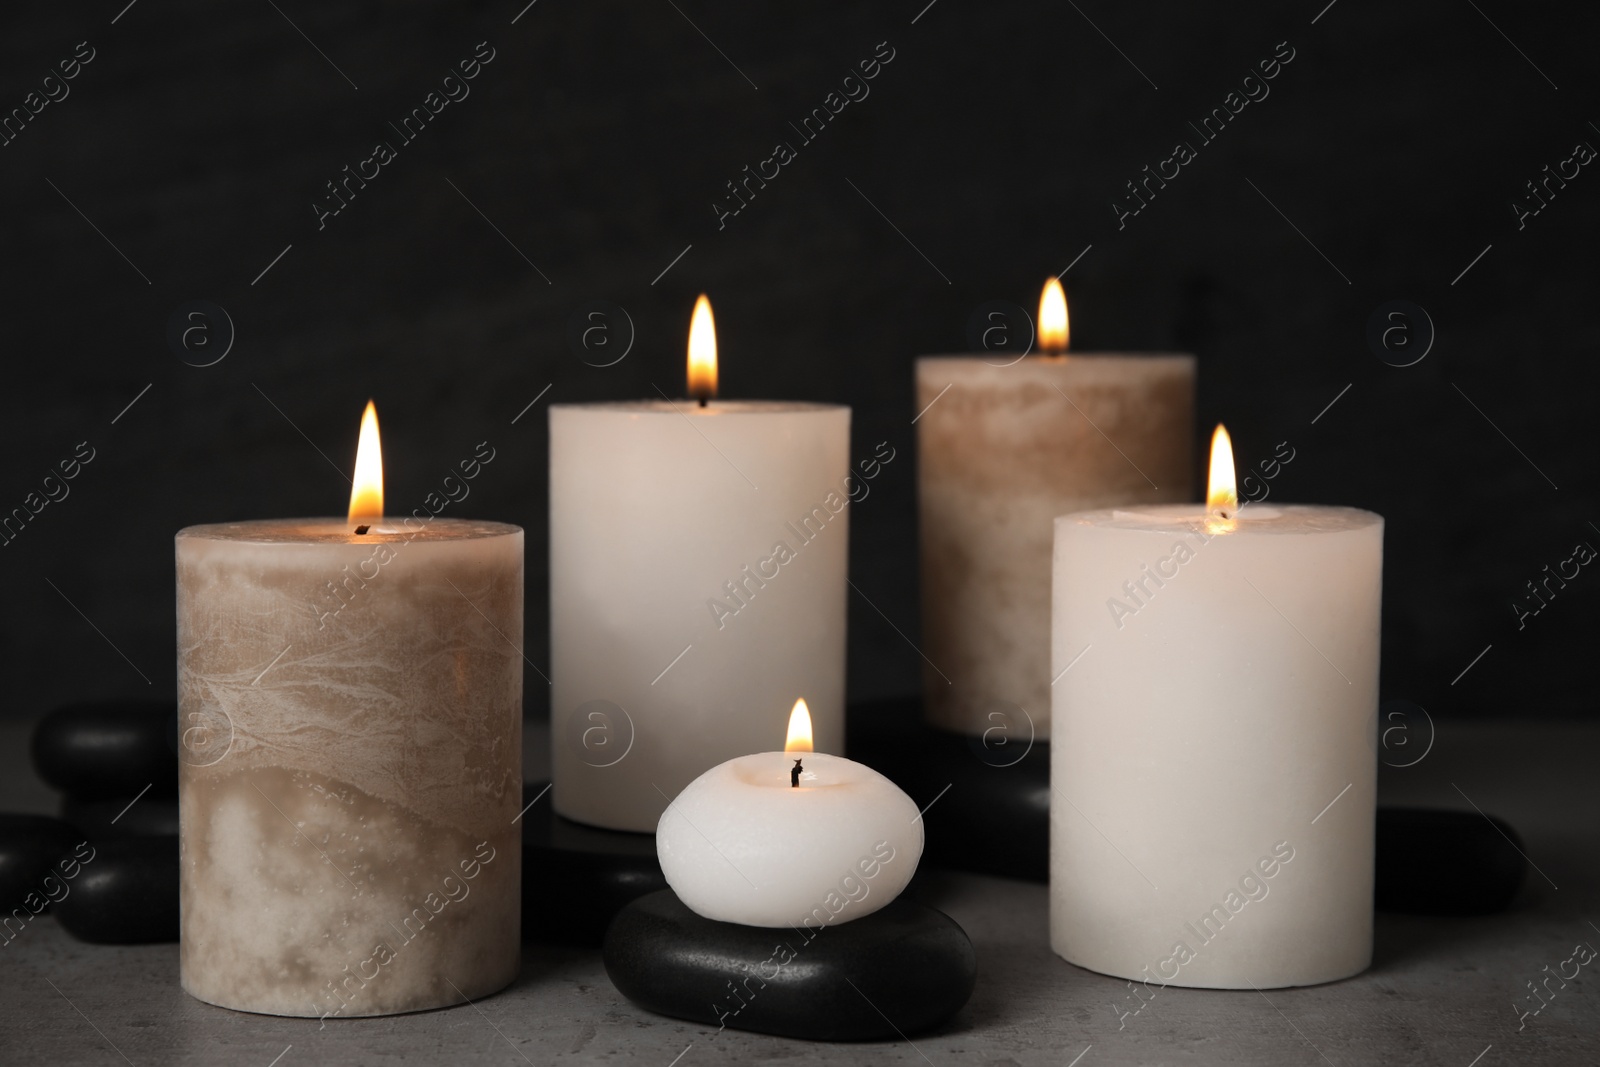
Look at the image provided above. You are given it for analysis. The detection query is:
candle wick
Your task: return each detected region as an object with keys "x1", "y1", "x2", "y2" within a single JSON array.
[
  {"x1": 354, "y1": 524, "x2": 370, "y2": 535},
  {"x1": 790, "y1": 758, "x2": 802, "y2": 788}
]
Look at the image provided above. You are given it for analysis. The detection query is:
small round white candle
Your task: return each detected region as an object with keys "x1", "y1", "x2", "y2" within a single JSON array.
[{"x1": 657, "y1": 701, "x2": 923, "y2": 928}]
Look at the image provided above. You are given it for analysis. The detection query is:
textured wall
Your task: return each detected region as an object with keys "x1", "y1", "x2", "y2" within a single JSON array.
[{"x1": 0, "y1": 1, "x2": 1593, "y2": 723}]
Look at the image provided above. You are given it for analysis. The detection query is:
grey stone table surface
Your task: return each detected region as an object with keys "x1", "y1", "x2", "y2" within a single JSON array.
[{"x1": 2, "y1": 717, "x2": 1597, "y2": 1067}]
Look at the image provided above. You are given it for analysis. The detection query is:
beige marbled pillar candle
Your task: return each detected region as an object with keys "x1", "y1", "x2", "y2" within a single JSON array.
[
  {"x1": 916, "y1": 340, "x2": 1194, "y2": 738},
  {"x1": 176, "y1": 517, "x2": 522, "y2": 1017}
]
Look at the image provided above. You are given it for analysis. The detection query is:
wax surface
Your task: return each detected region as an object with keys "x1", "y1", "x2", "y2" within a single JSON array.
[
  {"x1": 916, "y1": 355, "x2": 1194, "y2": 739},
  {"x1": 1050, "y1": 504, "x2": 1382, "y2": 988},
  {"x1": 656, "y1": 752, "x2": 922, "y2": 928},
  {"x1": 550, "y1": 401, "x2": 850, "y2": 831},
  {"x1": 176, "y1": 518, "x2": 522, "y2": 1016}
]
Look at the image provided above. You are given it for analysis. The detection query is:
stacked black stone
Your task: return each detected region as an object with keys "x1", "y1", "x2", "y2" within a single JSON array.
[
  {"x1": 603, "y1": 889, "x2": 977, "y2": 1040},
  {"x1": 2, "y1": 701, "x2": 182, "y2": 943},
  {"x1": 0, "y1": 812, "x2": 81, "y2": 921},
  {"x1": 32, "y1": 700, "x2": 180, "y2": 839}
]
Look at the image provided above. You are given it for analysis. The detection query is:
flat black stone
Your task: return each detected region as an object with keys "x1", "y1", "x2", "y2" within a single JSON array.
[
  {"x1": 520, "y1": 781, "x2": 667, "y2": 946},
  {"x1": 1375, "y1": 807, "x2": 1527, "y2": 915},
  {"x1": 850, "y1": 697, "x2": 1049, "y2": 882},
  {"x1": 604, "y1": 890, "x2": 976, "y2": 1041},
  {"x1": 31, "y1": 701, "x2": 177, "y2": 800},
  {"x1": 0, "y1": 812, "x2": 84, "y2": 914},
  {"x1": 62, "y1": 795, "x2": 181, "y2": 840},
  {"x1": 52, "y1": 836, "x2": 180, "y2": 944}
]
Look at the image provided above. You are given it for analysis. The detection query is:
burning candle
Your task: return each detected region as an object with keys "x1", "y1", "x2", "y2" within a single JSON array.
[
  {"x1": 176, "y1": 402, "x2": 523, "y2": 1017},
  {"x1": 1049, "y1": 425, "x2": 1383, "y2": 988},
  {"x1": 656, "y1": 699, "x2": 923, "y2": 927},
  {"x1": 916, "y1": 280, "x2": 1195, "y2": 738},
  {"x1": 550, "y1": 297, "x2": 851, "y2": 832}
]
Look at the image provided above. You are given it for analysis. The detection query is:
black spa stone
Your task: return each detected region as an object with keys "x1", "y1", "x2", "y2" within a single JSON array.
[
  {"x1": 0, "y1": 813, "x2": 83, "y2": 913},
  {"x1": 62, "y1": 795, "x2": 181, "y2": 840},
  {"x1": 603, "y1": 890, "x2": 976, "y2": 1041},
  {"x1": 520, "y1": 781, "x2": 667, "y2": 946},
  {"x1": 31, "y1": 701, "x2": 177, "y2": 800},
  {"x1": 1375, "y1": 807, "x2": 1527, "y2": 915},
  {"x1": 53, "y1": 837, "x2": 179, "y2": 944},
  {"x1": 850, "y1": 697, "x2": 1048, "y2": 882}
]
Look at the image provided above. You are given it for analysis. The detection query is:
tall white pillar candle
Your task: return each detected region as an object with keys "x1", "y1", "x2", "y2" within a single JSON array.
[
  {"x1": 917, "y1": 281, "x2": 1194, "y2": 737},
  {"x1": 550, "y1": 401, "x2": 850, "y2": 831},
  {"x1": 1050, "y1": 493, "x2": 1382, "y2": 987}
]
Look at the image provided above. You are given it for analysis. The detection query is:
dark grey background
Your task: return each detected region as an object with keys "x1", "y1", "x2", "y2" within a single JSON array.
[{"x1": 0, "y1": 1, "x2": 1593, "y2": 723}]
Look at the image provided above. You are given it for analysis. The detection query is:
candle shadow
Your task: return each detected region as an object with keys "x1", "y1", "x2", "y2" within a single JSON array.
[
  {"x1": 510, "y1": 946, "x2": 593, "y2": 988},
  {"x1": 1370, "y1": 907, "x2": 1529, "y2": 974}
]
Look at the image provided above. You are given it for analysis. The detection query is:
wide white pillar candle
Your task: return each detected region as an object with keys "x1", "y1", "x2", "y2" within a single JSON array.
[
  {"x1": 1050, "y1": 503, "x2": 1383, "y2": 988},
  {"x1": 657, "y1": 751, "x2": 922, "y2": 927},
  {"x1": 176, "y1": 518, "x2": 523, "y2": 1016},
  {"x1": 916, "y1": 354, "x2": 1194, "y2": 738},
  {"x1": 550, "y1": 401, "x2": 850, "y2": 831}
]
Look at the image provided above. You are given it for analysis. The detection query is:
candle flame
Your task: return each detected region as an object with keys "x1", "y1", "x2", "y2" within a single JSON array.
[
  {"x1": 1038, "y1": 277, "x2": 1069, "y2": 354},
  {"x1": 784, "y1": 698, "x2": 813, "y2": 753},
  {"x1": 1206, "y1": 423, "x2": 1237, "y2": 521},
  {"x1": 687, "y1": 294, "x2": 718, "y2": 401},
  {"x1": 347, "y1": 400, "x2": 384, "y2": 522}
]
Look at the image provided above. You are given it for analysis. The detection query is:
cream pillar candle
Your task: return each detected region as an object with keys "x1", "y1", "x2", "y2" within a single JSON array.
[
  {"x1": 177, "y1": 403, "x2": 522, "y2": 1017},
  {"x1": 1050, "y1": 427, "x2": 1382, "y2": 988},
  {"x1": 917, "y1": 280, "x2": 1194, "y2": 738},
  {"x1": 551, "y1": 296, "x2": 850, "y2": 831}
]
